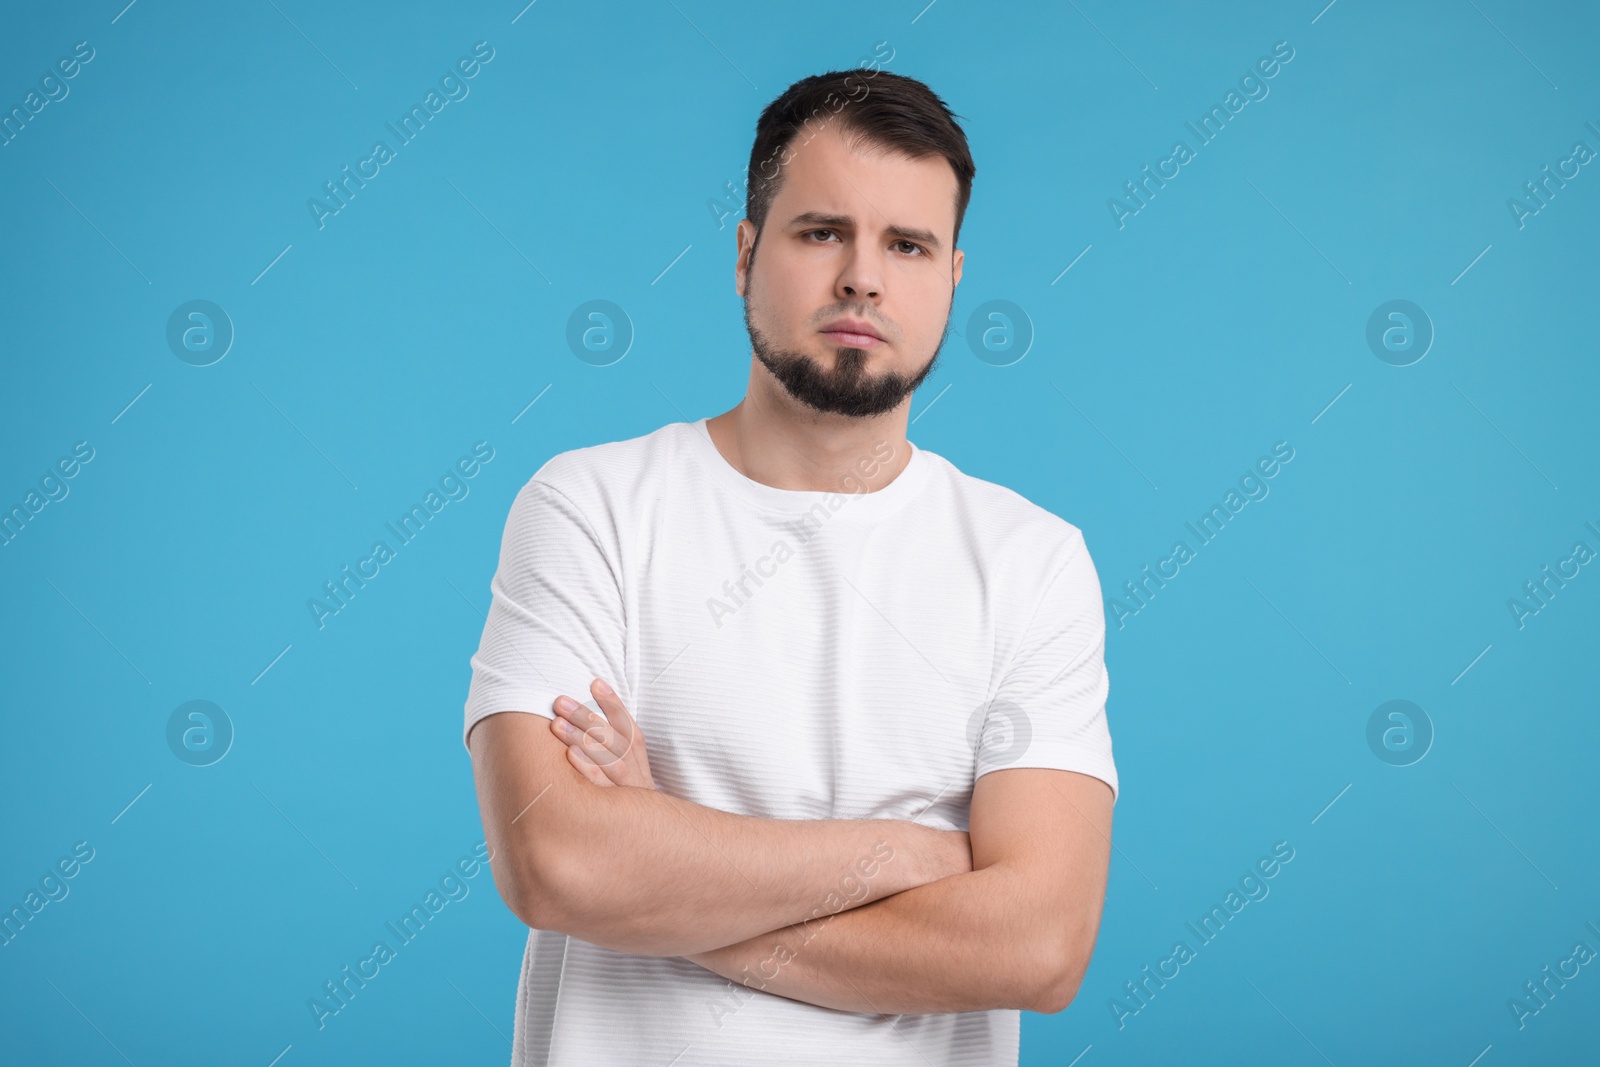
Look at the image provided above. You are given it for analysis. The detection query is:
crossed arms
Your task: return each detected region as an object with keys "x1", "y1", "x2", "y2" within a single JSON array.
[{"x1": 466, "y1": 679, "x2": 1113, "y2": 1016}]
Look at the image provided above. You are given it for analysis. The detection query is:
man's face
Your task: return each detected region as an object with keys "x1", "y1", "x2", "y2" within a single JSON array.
[{"x1": 735, "y1": 121, "x2": 964, "y2": 419}]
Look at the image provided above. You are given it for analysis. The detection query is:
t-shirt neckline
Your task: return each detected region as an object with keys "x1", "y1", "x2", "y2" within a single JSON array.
[{"x1": 682, "y1": 417, "x2": 930, "y2": 519}]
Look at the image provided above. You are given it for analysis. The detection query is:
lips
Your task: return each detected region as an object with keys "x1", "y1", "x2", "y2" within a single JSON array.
[{"x1": 820, "y1": 318, "x2": 886, "y2": 345}]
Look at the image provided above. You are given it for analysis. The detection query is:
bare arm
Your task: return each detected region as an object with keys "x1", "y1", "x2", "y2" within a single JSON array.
[
  {"x1": 535, "y1": 526, "x2": 1119, "y2": 1013},
  {"x1": 467, "y1": 702, "x2": 972, "y2": 958},
  {"x1": 680, "y1": 767, "x2": 1114, "y2": 1014}
]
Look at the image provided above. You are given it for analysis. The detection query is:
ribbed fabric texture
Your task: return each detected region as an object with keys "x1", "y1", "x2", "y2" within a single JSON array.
[{"x1": 464, "y1": 419, "x2": 1117, "y2": 1066}]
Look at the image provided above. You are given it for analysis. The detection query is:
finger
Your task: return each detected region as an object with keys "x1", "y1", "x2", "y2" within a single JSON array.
[
  {"x1": 552, "y1": 714, "x2": 636, "y2": 788},
  {"x1": 549, "y1": 714, "x2": 586, "y2": 751},
  {"x1": 553, "y1": 695, "x2": 602, "y2": 731},
  {"x1": 551, "y1": 717, "x2": 624, "y2": 776},
  {"x1": 555, "y1": 695, "x2": 628, "y2": 761},
  {"x1": 591, "y1": 679, "x2": 643, "y2": 757},
  {"x1": 566, "y1": 743, "x2": 612, "y2": 787},
  {"x1": 576, "y1": 721, "x2": 625, "y2": 769}
]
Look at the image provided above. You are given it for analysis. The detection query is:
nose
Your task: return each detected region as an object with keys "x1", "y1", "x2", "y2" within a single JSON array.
[{"x1": 836, "y1": 242, "x2": 882, "y2": 303}]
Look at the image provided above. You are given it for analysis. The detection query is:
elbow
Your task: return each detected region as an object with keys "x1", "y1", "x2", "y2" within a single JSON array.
[
  {"x1": 500, "y1": 842, "x2": 583, "y2": 933},
  {"x1": 1030, "y1": 967, "x2": 1084, "y2": 1015},
  {"x1": 512, "y1": 881, "x2": 567, "y2": 933},
  {"x1": 507, "y1": 850, "x2": 677, "y2": 956},
  {"x1": 1027, "y1": 930, "x2": 1094, "y2": 1015}
]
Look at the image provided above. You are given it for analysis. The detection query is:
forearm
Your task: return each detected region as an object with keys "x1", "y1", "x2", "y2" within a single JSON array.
[
  {"x1": 524, "y1": 782, "x2": 965, "y2": 957},
  {"x1": 686, "y1": 863, "x2": 1069, "y2": 1015}
]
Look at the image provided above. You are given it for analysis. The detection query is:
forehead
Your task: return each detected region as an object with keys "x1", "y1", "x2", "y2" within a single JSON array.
[{"x1": 769, "y1": 122, "x2": 957, "y2": 242}]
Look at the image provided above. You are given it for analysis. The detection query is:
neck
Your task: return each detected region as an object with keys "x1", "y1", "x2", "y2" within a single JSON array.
[{"x1": 705, "y1": 368, "x2": 913, "y2": 494}]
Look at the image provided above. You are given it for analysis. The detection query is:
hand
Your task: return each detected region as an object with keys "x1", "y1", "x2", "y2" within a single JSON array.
[{"x1": 551, "y1": 678, "x2": 656, "y2": 789}]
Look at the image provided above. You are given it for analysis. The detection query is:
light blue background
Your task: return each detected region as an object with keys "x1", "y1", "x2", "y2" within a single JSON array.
[{"x1": 2, "y1": 1, "x2": 1597, "y2": 1064}]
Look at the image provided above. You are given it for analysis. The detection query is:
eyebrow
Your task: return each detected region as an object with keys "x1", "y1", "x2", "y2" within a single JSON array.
[{"x1": 785, "y1": 211, "x2": 944, "y2": 253}]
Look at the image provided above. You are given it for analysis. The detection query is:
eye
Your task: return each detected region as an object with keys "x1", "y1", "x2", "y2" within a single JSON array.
[
  {"x1": 804, "y1": 228, "x2": 839, "y2": 242},
  {"x1": 894, "y1": 240, "x2": 927, "y2": 257}
]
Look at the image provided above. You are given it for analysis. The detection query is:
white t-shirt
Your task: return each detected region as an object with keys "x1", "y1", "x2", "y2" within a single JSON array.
[{"x1": 463, "y1": 417, "x2": 1117, "y2": 1066}]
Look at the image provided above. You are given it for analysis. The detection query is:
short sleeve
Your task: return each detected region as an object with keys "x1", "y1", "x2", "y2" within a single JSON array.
[
  {"x1": 462, "y1": 478, "x2": 627, "y2": 750},
  {"x1": 975, "y1": 531, "x2": 1118, "y2": 802}
]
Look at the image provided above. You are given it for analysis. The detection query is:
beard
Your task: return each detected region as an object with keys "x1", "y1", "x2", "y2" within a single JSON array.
[{"x1": 744, "y1": 292, "x2": 949, "y2": 419}]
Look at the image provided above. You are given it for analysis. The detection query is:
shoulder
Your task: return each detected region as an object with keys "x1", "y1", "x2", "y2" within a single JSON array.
[
  {"x1": 514, "y1": 420, "x2": 692, "y2": 512},
  {"x1": 917, "y1": 448, "x2": 1090, "y2": 571}
]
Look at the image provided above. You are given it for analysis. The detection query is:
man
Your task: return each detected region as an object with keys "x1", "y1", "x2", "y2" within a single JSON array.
[{"x1": 464, "y1": 68, "x2": 1117, "y2": 1066}]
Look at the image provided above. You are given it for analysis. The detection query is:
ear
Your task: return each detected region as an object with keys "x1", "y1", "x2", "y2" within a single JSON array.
[
  {"x1": 735, "y1": 218, "x2": 757, "y2": 298},
  {"x1": 951, "y1": 247, "x2": 964, "y2": 288}
]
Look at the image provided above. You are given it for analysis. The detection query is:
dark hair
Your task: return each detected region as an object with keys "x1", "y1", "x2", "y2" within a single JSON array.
[{"x1": 744, "y1": 68, "x2": 976, "y2": 256}]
